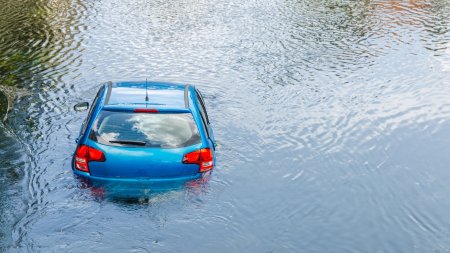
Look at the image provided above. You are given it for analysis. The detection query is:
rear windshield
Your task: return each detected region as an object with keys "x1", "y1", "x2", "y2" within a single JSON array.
[{"x1": 89, "y1": 111, "x2": 201, "y2": 148}]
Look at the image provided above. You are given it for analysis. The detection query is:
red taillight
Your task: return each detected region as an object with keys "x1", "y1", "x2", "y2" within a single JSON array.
[
  {"x1": 182, "y1": 148, "x2": 214, "y2": 172},
  {"x1": 134, "y1": 108, "x2": 158, "y2": 113},
  {"x1": 75, "y1": 145, "x2": 106, "y2": 172},
  {"x1": 88, "y1": 147, "x2": 105, "y2": 161}
]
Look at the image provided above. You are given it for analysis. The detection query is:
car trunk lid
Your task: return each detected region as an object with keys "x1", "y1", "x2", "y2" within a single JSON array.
[{"x1": 86, "y1": 141, "x2": 202, "y2": 178}]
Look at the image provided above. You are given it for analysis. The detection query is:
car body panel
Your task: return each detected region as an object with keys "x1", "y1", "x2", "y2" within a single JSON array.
[
  {"x1": 86, "y1": 140, "x2": 203, "y2": 178},
  {"x1": 107, "y1": 81, "x2": 186, "y2": 108}
]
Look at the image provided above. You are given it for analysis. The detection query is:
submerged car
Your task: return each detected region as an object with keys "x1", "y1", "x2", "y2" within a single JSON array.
[{"x1": 72, "y1": 81, "x2": 216, "y2": 182}]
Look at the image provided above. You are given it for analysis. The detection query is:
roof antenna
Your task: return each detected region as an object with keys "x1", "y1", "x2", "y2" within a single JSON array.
[{"x1": 145, "y1": 79, "x2": 149, "y2": 103}]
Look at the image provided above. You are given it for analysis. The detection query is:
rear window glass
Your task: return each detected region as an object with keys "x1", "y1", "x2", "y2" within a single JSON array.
[{"x1": 90, "y1": 111, "x2": 201, "y2": 148}]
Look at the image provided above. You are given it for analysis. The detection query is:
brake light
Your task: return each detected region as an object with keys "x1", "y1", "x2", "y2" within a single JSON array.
[
  {"x1": 182, "y1": 148, "x2": 214, "y2": 172},
  {"x1": 134, "y1": 108, "x2": 158, "y2": 113},
  {"x1": 75, "y1": 145, "x2": 106, "y2": 172}
]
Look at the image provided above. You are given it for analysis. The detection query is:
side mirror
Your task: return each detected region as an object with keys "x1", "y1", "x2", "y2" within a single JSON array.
[{"x1": 74, "y1": 102, "x2": 89, "y2": 112}]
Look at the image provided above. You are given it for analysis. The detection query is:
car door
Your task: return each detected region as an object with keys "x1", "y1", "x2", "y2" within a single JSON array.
[{"x1": 195, "y1": 89, "x2": 216, "y2": 150}]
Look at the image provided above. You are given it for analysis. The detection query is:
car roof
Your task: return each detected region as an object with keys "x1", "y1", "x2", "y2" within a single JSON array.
[{"x1": 103, "y1": 81, "x2": 189, "y2": 110}]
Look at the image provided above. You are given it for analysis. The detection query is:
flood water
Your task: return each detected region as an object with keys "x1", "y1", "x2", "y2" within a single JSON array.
[{"x1": 1, "y1": 0, "x2": 450, "y2": 252}]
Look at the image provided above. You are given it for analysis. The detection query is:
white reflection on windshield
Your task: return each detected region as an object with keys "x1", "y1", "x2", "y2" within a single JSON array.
[
  {"x1": 95, "y1": 112, "x2": 200, "y2": 148},
  {"x1": 127, "y1": 114, "x2": 194, "y2": 146},
  {"x1": 100, "y1": 132, "x2": 120, "y2": 142}
]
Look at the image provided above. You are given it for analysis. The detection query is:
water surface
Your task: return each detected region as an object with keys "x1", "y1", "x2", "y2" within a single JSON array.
[{"x1": 1, "y1": 0, "x2": 450, "y2": 252}]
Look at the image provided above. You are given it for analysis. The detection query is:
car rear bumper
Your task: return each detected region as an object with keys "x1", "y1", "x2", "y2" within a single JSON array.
[{"x1": 73, "y1": 169, "x2": 202, "y2": 183}]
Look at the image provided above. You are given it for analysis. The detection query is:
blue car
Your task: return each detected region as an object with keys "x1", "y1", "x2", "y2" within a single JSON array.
[{"x1": 72, "y1": 81, "x2": 216, "y2": 182}]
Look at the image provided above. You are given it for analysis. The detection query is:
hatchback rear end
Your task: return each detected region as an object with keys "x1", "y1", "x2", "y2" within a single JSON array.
[{"x1": 72, "y1": 82, "x2": 215, "y2": 182}]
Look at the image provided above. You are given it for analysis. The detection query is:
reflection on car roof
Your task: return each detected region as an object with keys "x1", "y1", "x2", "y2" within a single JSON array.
[{"x1": 106, "y1": 81, "x2": 186, "y2": 109}]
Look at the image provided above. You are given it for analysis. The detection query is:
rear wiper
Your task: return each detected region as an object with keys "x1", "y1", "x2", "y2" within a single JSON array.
[{"x1": 109, "y1": 140, "x2": 147, "y2": 146}]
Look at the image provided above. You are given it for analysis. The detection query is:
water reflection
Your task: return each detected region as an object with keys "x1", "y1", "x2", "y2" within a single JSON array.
[
  {"x1": 0, "y1": 0, "x2": 449, "y2": 251},
  {"x1": 76, "y1": 173, "x2": 211, "y2": 201},
  {"x1": 0, "y1": 121, "x2": 27, "y2": 249},
  {"x1": 0, "y1": 0, "x2": 88, "y2": 249},
  {"x1": 0, "y1": 90, "x2": 7, "y2": 121}
]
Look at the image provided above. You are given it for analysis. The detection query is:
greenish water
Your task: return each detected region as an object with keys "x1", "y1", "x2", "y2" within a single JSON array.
[{"x1": 1, "y1": 0, "x2": 450, "y2": 252}]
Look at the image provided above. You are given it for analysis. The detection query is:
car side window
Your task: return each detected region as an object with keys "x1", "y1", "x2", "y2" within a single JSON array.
[
  {"x1": 196, "y1": 90, "x2": 210, "y2": 123},
  {"x1": 81, "y1": 86, "x2": 104, "y2": 135},
  {"x1": 195, "y1": 90, "x2": 210, "y2": 137}
]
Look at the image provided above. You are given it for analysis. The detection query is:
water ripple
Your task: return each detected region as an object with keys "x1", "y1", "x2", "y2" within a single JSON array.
[{"x1": 0, "y1": 0, "x2": 450, "y2": 251}]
